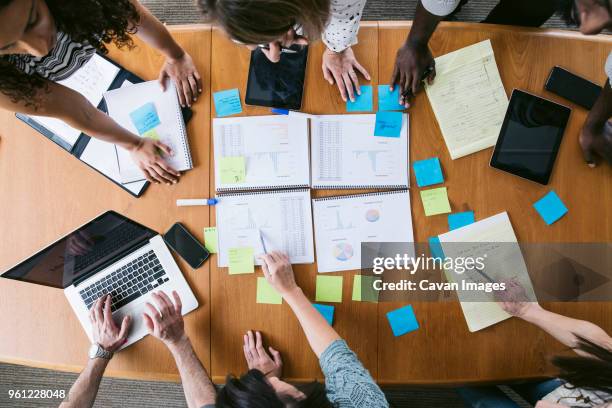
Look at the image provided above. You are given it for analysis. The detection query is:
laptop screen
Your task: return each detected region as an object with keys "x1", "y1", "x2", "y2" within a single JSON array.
[{"x1": 1, "y1": 211, "x2": 154, "y2": 289}]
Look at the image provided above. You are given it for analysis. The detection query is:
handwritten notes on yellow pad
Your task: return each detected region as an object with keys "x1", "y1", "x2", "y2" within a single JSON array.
[
  {"x1": 316, "y1": 276, "x2": 343, "y2": 303},
  {"x1": 420, "y1": 187, "x2": 451, "y2": 216},
  {"x1": 203, "y1": 227, "x2": 218, "y2": 253},
  {"x1": 219, "y1": 157, "x2": 245, "y2": 184},
  {"x1": 256, "y1": 277, "x2": 282, "y2": 304},
  {"x1": 425, "y1": 40, "x2": 508, "y2": 159},
  {"x1": 228, "y1": 247, "x2": 254, "y2": 274}
]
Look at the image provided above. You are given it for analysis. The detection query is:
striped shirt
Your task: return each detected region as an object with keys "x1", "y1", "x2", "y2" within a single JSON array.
[{"x1": 9, "y1": 31, "x2": 95, "y2": 81}]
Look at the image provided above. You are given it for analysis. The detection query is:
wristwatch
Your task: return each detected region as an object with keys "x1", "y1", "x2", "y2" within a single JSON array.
[{"x1": 88, "y1": 343, "x2": 113, "y2": 360}]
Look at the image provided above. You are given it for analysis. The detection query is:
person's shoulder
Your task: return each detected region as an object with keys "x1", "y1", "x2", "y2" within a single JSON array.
[{"x1": 421, "y1": 0, "x2": 461, "y2": 16}]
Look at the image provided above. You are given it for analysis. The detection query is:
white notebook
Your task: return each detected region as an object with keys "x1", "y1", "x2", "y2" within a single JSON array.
[
  {"x1": 438, "y1": 212, "x2": 536, "y2": 332},
  {"x1": 215, "y1": 189, "x2": 315, "y2": 267},
  {"x1": 310, "y1": 114, "x2": 409, "y2": 189},
  {"x1": 312, "y1": 190, "x2": 415, "y2": 273},
  {"x1": 425, "y1": 39, "x2": 508, "y2": 160},
  {"x1": 213, "y1": 115, "x2": 310, "y2": 192},
  {"x1": 104, "y1": 80, "x2": 193, "y2": 183}
]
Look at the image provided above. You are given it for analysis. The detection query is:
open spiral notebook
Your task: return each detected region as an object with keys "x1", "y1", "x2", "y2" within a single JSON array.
[{"x1": 212, "y1": 113, "x2": 409, "y2": 192}]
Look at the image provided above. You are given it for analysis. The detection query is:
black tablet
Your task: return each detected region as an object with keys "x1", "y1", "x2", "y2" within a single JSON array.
[
  {"x1": 245, "y1": 45, "x2": 308, "y2": 111},
  {"x1": 490, "y1": 89, "x2": 571, "y2": 185}
]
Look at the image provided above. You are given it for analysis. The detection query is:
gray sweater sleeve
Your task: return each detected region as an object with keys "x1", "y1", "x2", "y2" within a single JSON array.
[{"x1": 319, "y1": 339, "x2": 389, "y2": 408}]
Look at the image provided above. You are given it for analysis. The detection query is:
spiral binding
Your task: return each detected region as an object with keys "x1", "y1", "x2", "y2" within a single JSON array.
[
  {"x1": 176, "y1": 103, "x2": 193, "y2": 169},
  {"x1": 217, "y1": 187, "x2": 311, "y2": 197},
  {"x1": 312, "y1": 184, "x2": 408, "y2": 190},
  {"x1": 217, "y1": 184, "x2": 310, "y2": 194},
  {"x1": 312, "y1": 189, "x2": 409, "y2": 201}
]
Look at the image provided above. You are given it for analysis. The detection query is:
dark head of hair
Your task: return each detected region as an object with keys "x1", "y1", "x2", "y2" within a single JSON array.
[
  {"x1": 216, "y1": 369, "x2": 332, "y2": 408},
  {"x1": 553, "y1": 336, "x2": 612, "y2": 398},
  {"x1": 197, "y1": 0, "x2": 331, "y2": 45},
  {"x1": 0, "y1": 0, "x2": 139, "y2": 106}
]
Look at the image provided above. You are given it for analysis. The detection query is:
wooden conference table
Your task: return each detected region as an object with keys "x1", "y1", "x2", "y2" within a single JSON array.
[{"x1": 0, "y1": 22, "x2": 610, "y2": 385}]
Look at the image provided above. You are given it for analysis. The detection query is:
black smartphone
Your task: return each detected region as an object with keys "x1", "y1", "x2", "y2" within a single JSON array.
[
  {"x1": 545, "y1": 66, "x2": 602, "y2": 110},
  {"x1": 163, "y1": 223, "x2": 209, "y2": 269}
]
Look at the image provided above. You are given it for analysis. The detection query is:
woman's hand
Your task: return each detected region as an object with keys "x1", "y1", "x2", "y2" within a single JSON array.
[
  {"x1": 249, "y1": 29, "x2": 308, "y2": 63},
  {"x1": 258, "y1": 251, "x2": 298, "y2": 297},
  {"x1": 322, "y1": 47, "x2": 371, "y2": 103},
  {"x1": 143, "y1": 291, "x2": 187, "y2": 347},
  {"x1": 129, "y1": 137, "x2": 180, "y2": 185},
  {"x1": 579, "y1": 121, "x2": 612, "y2": 167},
  {"x1": 495, "y1": 279, "x2": 541, "y2": 318},
  {"x1": 243, "y1": 330, "x2": 283, "y2": 378},
  {"x1": 90, "y1": 295, "x2": 131, "y2": 352},
  {"x1": 391, "y1": 41, "x2": 436, "y2": 107},
  {"x1": 158, "y1": 51, "x2": 202, "y2": 108}
]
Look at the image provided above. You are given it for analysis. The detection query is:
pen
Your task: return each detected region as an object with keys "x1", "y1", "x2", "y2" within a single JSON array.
[
  {"x1": 258, "y1": 229, "x2": 268, "y2": 254},
  {"x1": 176, "y1": 198, "x2": 218, "y2": 207},
  {"x1": 257, "y1": 44, "x2": 298, "y2": 54},
  {"x1": 474, "y1": 267, "x2": 495, "y2": 284}
]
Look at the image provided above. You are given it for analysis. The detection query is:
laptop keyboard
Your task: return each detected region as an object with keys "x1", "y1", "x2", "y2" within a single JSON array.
[{"x1": 79, "y1": 250, "x2": 169, "y2": 312}]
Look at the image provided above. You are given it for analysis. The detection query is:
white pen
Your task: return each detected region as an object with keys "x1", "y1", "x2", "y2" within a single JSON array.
[{"x1": 176, "y1": 198, "x2": 218, "y2": 207}]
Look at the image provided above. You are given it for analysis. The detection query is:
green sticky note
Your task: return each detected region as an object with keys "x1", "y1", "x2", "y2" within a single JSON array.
[
  {"x1": 352, "y1": 275, "x2": 379, "y2": 302},
  {"x1": 256, "y1": 277, "x2": 282, "y2": 304},
  {"x1": 203, "y1": 227, "x2": 218, "y2": 254},
  {"x1": 315, "y1": 275, "x2": 343, "y2": 303},
  {"x1": 420, "y1": 187, "x2": 452, "y2": 216},
  {"x1": 219, "y1": 157, "x2": 245, "y2": 184},
  {"x1": 142, "y1": 128, "x2": 160, "y2": 140},
  {"x1": 228, "y1": 247, "x2": 254, "y2": 274}
]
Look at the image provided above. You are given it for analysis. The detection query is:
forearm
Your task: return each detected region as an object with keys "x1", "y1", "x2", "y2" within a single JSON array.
[
  {"x1": 284, "y1": 287, "x2": 341, "y2": 357},
  {"x1": 585, "y1": 80, "x2": 612, "y2": 130},
  {"x1": 406, "y1": 1, "x2": 445, "y2": 46},
  {"x1": 523, "y1": 305, "x2": 612, "y2": 354},
  {"x1": 59, "y1": 358, "x2": 108, "y2": 408},
  {"x1": 168, "y1": 337, "x2": 216, "y2": 408},
  {"x1": 130, "y1": 1, "x2": 184, "y2": 60}
]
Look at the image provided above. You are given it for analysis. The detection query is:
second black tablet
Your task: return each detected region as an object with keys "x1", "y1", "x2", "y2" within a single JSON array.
[{"x1": 490, "y1": 89, "x2": 571, "y2": 185}]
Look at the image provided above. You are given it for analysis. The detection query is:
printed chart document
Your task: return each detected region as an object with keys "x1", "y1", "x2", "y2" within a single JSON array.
[
  {"x1": 30, "y1": 54, "x2": 121, "y2": 148},
  {"x1": 215, "y1": 189, "x2": 315, "y2": 267},
  {"x1": 312, "y1": 190, "x2": 414, "y2": 273},
  {"x1": 425, "y1": 39, "x2": 508, "y2": 160},
  {"x1": 213, "y1": 115, "x2": 310, "y2": 192},
  {"x1": 103, "y1": 80, "x2": 193, "y2": 183},
  {"x1": 438, "y1": 212, "x2": 536, "y2": 332},
  {"x1": 311, "y1": 114, "x2": 409, "y2": 189}
]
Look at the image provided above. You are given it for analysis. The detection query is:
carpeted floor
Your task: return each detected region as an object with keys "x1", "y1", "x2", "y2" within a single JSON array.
[{"x1": 1, "y1": 1, "x2": 569, "y2": 406}]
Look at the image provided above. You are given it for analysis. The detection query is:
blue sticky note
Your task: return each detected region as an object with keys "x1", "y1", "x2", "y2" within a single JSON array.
[
  {"x1": 129, "y1": 102, "x2": 160, "y2": 135},
  {"x1": 533, "y1": 191, "x2": 568, "y2": 225},
  {"x1": 271, "y1": 108, "x2": 289, "y2": 115},
  {"x1": 378, "y1": 85, "x2": 404, "y2": 111},
  {"x1": 213, "y1": 88, "x2": 242, "y2": 117},
  {"x1": 428, "y1": 236, "x2": 444, "y2": 261},
  {"x1": 346, "y1": 85, "x2": 373, "y2": 112},
  {"x1": 448, "y1": 211, "x2": 475, "y2": 231},
  {"x1": 386, "y1": 305, "x2": 419, "y2": 337},
  {"x1": 374, "y1": 111, "x2": 403, "y2": 138},
  {"x1": 413, "y1": 157, "x2": 444, "y2": 187},
  {"x1": 313, "y1": 303, "x2": 334, "y2": 326}
]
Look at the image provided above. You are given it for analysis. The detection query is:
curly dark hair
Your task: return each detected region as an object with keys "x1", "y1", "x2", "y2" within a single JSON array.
[{"x1": 0, "y1": 0, "x2": 140, "y2": 106}]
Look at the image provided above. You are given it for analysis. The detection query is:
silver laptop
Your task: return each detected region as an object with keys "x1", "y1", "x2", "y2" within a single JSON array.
[{"x1": 1, "y1": 211, "x2": 198, "y2": 349}]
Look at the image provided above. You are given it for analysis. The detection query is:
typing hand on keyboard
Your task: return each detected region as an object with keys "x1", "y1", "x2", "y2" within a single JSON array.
[
  {"x1": 143, "y1": 291, "x2": 186, "y2": 348},
  {"x1": 90, "y1": 294, "x2": 132, "y2": 352}
]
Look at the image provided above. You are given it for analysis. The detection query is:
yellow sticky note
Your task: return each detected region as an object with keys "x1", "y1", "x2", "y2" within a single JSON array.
[
  {"x1": 315, "y1": 275, "x2": 343, "y2": 303},
  {"x1": 228, "y1": 247, "x2": 254, "y2": 274},
  {"x1": 352, "y1": 275, "x2": 379, "y2": 303},
  {"x1": 219, "y1": 157, "x2": 246, "y2": 184},
  {"x1": 142, "y1": 129, "x2": 160, "y2": 140},
  {"x1": 256, "y1": 277, "x2": 282, "y2": 304},
  {"x1": 420, "y1": 187, "x2": 452, "y2": 216},
  {"x1": 203, "y1": 227, "x2": 218, "y2": 254}
]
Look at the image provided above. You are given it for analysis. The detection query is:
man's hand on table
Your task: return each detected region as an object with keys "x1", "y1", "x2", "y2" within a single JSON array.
[
  {"x1": 90, "y1": 294, "x2": 132, "y2": 353},
  {"x1": 580, "y1": 121, "x2": 612, "y2": 167},
  {"x1": 391, "y1": 40, "x2": 436, "y2": 108}
]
